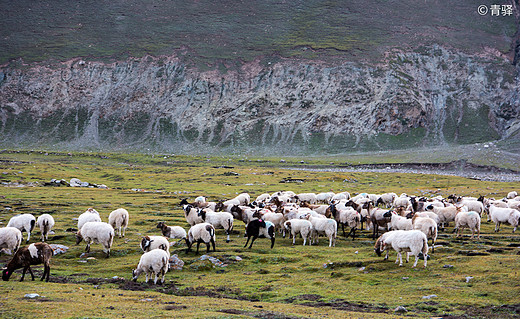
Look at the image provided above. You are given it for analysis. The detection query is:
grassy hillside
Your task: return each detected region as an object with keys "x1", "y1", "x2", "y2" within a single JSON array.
[
  {"x1": 0, "y1": 151, "x2": 520, "y2": 318},
  {"x1": 1, "y1": 0, "x2": 516, "y2": 66}
]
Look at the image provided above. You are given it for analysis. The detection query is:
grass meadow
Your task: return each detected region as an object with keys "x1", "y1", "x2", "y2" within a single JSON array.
[{"x1": 0, "y1": 150, "x2": 519, "y2": 318}]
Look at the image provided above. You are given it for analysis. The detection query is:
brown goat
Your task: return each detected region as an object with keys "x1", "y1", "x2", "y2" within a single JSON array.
[{"x1": 2, "y1": 242, "x2": 53, "y2": 282}]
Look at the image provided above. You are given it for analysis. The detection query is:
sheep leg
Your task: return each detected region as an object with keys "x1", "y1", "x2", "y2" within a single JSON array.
[
  {"x1": 341, "y1": 224, "x2": 346, "y2": 237},
  {"x1": 211, "y1": 238, "x2": 216, "y2": 252},
  {"x1": 412, "y1": 255, "x2": 419, "y2": 268},
  {"x1": 248, "y1": 235, "x2": 258, "y2": 249},
  {"x1": 398, "y1": 253, "x2": 403, "y2": 266},
  {"x1": 226, "y1": 231, "x2": 230, "y2": 243},
  {"x1": 345, "y1": 227, "x2": 356, "y2": 240},
  {"x1": 243, "y1": 236, "x2": 250, "y2": 248},
  {"x1": 292, "y1": 232, "x2": 296, "y2": 245},
  {"x1": 196, "y1": 241, "x2": 201, "y2": 254}
]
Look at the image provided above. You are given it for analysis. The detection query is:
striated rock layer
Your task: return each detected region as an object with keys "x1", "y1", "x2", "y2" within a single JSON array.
[{"x1": 0, "y1": 46, "x2": 518, "y2": 154}]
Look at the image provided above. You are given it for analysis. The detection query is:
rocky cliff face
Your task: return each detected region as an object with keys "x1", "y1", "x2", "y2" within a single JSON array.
[{"x1": 0, "y1": 46, "x2": 518, "y2": 154}]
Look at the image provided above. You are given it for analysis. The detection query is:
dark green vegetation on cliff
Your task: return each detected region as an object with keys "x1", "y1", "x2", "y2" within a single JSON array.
[
  {"x1": 1, "y1": 0, "x2": 516, "y2": 65},
  {"x1": 0, "y1": 151, "x2": 520, "y2": 318}
]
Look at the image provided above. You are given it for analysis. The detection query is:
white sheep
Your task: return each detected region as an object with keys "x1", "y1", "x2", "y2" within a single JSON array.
[
  {"x1": 375, "y1": 230, "x2": 429, "y2": 268},
  {"x1": 316, "y1": 192, "x2": 335, "y2": 203},
  {"x1": 393, "y1": 195, "x2": 411, "y2": 209},
  {"x1": 412, "y1": 216, "x2": 438, "y2": 252},
  {"x1": 132, "y1": 249, "x2": 169, "y2": 284},
  {"x1": 507, "y1": 191, "x2": 518, "y2": 199},
  {"x1": 77, "y1": 208, "x2": 102, "y2": 230},
  {"x1": 140, "y1": 235, "x2": 170, "y2": 255},
  {"x1": 457, "y1": 200, "x2": 484, "y2": 217},
  {"x1": 36, "y1": 214, "x2": 55, "y2": 242},
  {"x1": 197, "y1": 209, "x2": 234, "y2": 242},
  {"x1": 254, "y1": 193, "x2": 271, "y2": 204},
  {"x1": 283, "y1": 219, "x2": 313, "y2": 245},
  {"x1": 234, "y1": 193, "x2": 251, "y2": 206},
  {"x1": 0, "y1": 227, "x2": 22, "y2": 254},
  {"x1": 108, "y1": 208, "x2": 129, "y2": 238},
  {"x1": 185, "y1": 223, "x2": 216, "y2": 254},
  {"x1": 75, "y1": 222, "x2": 115, "y2": 257},
  {"x1": 195, "y1": 196, "x2": 206, "y2": 203},
  {"x1": 304, "y1": 214, "x2": 337, "y2": 247},
  {"x1": 294, "y1": 193, "x2": 318, "y2": 204},
  {"x1": 156, "y1": 222, "x2": 187, "y2": 240},
  {"x1": 432, "y1": 205, "x2": 463, "y2": 229},
  {"x1": 488, "y1": 204, "x2": 520, "y2": 232},
  {"x1": 6, "y1": 214, "x2": 36, "y2": 243},
  {"x1": 412, "y1": 211, "x2": 440, "y2": 225},
  {"x1": 384, "y1": 211, "x2": 412, "y2": 231},
  {"x1": 454, "y1": 211, "x2": 481, "y2": 239}
]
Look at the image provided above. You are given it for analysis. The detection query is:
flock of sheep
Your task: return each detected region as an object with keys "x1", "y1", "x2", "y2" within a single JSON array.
[{"x1": 1, "y1": 189, "x2": 520, "y2": 285}]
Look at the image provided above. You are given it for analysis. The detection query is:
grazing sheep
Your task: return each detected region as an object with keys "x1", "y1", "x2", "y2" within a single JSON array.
[
  {"x1": 300, "y1": 202, "x2": 330, "y2": 217},
  {"x1": 375, "y1": 230, "x2": 429, "y2": 268},
  {"x1": 303, "y1": 214, "x2": 337, "y2": 247},
  {"x1": 2, "y1": 242, "x2": 53, "y2": 282},
  {"x1": 283, "y1": 219, "x2": 313, "y2": 246},
  {"x1": 156, "y1": 222, "x2": 187, "y2": 241},
  {"x1": 431, "y1": 205, "x2": 463, "y2": 229},
  {"x1": 36, "y1": 214, "x2": 55, "y2": 242},
  {"x1": 254, "y1": 193, "x2": 271, "y2": 204},
  {"x1": 244, "y1": 219, "x2": 275, "y2": 249},
  {"x1": 507, "y1": 191, "x2": 518, "y2": 199},
  {"x1": 197, "y1": 209, "x2": 234, "y2": 242},
  {"x1": 183, "y1": 204, "x2": 204, "y2": 226},
  {"x1": 140, "y1": 236, "x2": 170, "y2": 254},
  {"x1": 487, "y1": 204, "x2": 520, "y2": 233},
  {"x1": 132, "y1": 249, "x2": 169, "y2": 284},
  {"x1": 77, "y1": 208, "x2": 102, "y2": 231},
  {"x1": 294, "y1": 193, "x2": 318, "y2": 205},
  {"x1": 75, "y1": 222, "x2": 114, "y2": 258},
  {"x1": 412, "y1": 215, "x2": 438, "y2": 252},
  {"x1": 384, "y1": 211, "x2": 412, "y2": 231},
  {"x1": 316, "y1": 192, "x2": 335, "y2": 204},
  {"x1": 108, "y1": 208, "x2": 129, "y2": 238},
  {"x1": 0, "y1": 227, "x2": 22, "y2": 255},
  {"x1": 6, "y1": 214, "x2": 36, "y2": 243},
  {"x1": 185, "y1": 223, "x2": 216, "y2": 254},
  {"x1": 453, "y1": 211, "x2": 481, "y2": 239},
  {"x1": 376, "y1": 193, "x2": 397, "y2": 208},
  {"x1": 329, "y1": 205, "x2": 360, "y2": 240}
]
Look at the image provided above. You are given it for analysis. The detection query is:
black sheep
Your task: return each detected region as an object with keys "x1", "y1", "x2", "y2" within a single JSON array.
[{"x1": 244, "y1": 219, "x2": 275, "y2": 249}]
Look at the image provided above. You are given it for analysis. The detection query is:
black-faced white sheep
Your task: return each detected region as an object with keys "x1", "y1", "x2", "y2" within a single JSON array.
[
  {"x1": 156, "y1": 222, "x2": 187, "y2": 241},
  {"x1": 108, "y1": 208, "x2": 129, "y2": 238},
  {"x1": 183, "y1": 204, "x2": 204, "y2": 226},
  {"x1": 329, "y1": 205, "x2": 360, "y2": 240},
  {"x1": 140, "y1": 236, "x2": 170, "y2": 255},
  {"x1": 2, "y1": 242, "x2": 53, "y2": 282},
  {"x1": 75, "y1": 222, "x2": 114, "y2": 258},
  {"x1": 0, "y1": 227, "x2": 22, "y2": 255},
  {"x1": 132, "y1": 249, "x2": 169, "y2": 284},
  {"x1": 185, "y1": 223, "x2": 216, "y2": 254},
  {"x1": 384, "y1": 211, "x2": 412, "y2": 231},
  {"x1": 375, "y1": 230, "x2": 428, "y2": 268},
  {"x1": 244, "y1": 219, "x2": 275, "y2": 249},
  {"x1": 36, "y1": 214, "x2": 55, "y2": 242},
  {"x1": 6, "y1": 214, "x2": 36, "y2": 243}
]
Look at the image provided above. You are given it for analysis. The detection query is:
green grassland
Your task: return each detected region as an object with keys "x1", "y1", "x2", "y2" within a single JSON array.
[{"x1": 0, "y1": 150, "x2": 519, "y2": 318}]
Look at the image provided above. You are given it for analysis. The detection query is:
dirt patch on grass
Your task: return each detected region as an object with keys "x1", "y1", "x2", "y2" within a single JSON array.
[
  {"x1": 218, "y1": 309, "x2": 302, "y2": 319},
  {"x1": 284, "y1": 296, "x2": 389, "y2": 314}
]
